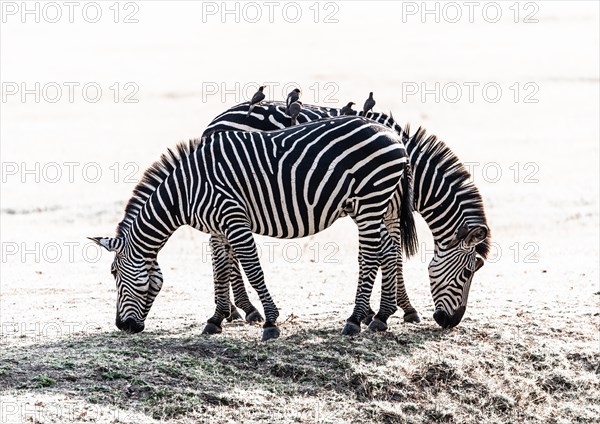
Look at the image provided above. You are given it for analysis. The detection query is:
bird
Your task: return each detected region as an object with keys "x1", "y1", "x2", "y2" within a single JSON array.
[
  {"x1": 288, "y1": 101, "x2": 302, "y2": 125},
  {"x1": 247, "y1": 86, "x2": 265, "y2": 116},
  {"x1": 363, "y1": 92, "x2": 376, "y2": 115},
  {"x1": 341, "y1": 102, "x2": 356, "y2": 115},
  {"x1": 286, "y1": 88, "x2": 301, "y2": 112}
]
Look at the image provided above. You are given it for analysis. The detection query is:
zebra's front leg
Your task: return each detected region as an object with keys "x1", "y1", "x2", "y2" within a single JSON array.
[
  {"x1": 395, "y1": 247, "x2": 421, "y2": 323},
  {"x1": 225, "y1": 222, "x2": 280, "y2": 341},
  {"x1": 369, "y1": 223, "x2": 398, "y2": 332},
  {"x1": 229, "y1": 254, "x2": 264, "y2": 323},
  {"x1": 341, "y1": 221, "x2": 381, "y2": 336},
  {"x1": 225, "y1": 300, "x2": 243, "y2": 322},
  {"x1": 354, "y1": 246, "x2": 377, "y2": 325},
  {"x1": 385, "y1": 218, "x2": 421, "y2": 323},
  {"x1": 203, "y1": 236, "x2": 234, "y2": 335}
]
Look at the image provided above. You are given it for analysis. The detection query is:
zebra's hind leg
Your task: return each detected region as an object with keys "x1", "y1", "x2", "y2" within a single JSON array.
[
  {"x1": 229, "y1": 254, "x2": 264, "y2": 323},
  {"x1": 369, "y1": 223, "x2": 398, "y2": 332},
  {"x1": 341, "y1": 221, "x2": 381, "y2": 336},
  {"x1": 203, "y1": 236, "x2": 234, "y2": 335},
  {"x1": 224, "y1": 221, "x2": 280, "y2": 341}
]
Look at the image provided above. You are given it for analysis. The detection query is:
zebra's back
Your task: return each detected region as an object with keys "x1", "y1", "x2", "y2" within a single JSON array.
[{"x1": 194, "y1": 116, "x2": 407, "y2": 238}]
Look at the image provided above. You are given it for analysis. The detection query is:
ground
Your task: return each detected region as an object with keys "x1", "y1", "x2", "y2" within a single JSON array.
[{"x1": 1, "y1": 2, "x2": 599, "y2": 423}]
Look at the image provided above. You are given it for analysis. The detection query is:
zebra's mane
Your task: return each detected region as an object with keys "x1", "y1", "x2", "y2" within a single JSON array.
[
  {"x1": 116, "y1": 140, "x2": 196, "y2": 238},
  {"x1": 409, "y1": 127, "x2": 491, "y2": 258}
]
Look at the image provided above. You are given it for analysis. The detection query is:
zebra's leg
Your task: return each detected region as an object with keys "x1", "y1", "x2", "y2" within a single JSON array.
[
  {"x1": 369, "y1": 223, "x2": 398, "y2": 332},
  {"x1": 225, "y1": 300, "x2": 243, "y2": 322},
  {"x1": 203, "y1": 236, "x2": 233, "y2": 335},
  {"x1": 385, "y1": 217, "x2": 421, "y2": 323},
  {"x1": 395, "y1": 247, "x2": 421, "y2": 323},
  {"x1": 354, "y1": 246, "x2": 377, "y2": 325},
  {"x1": 227, "y1": 264, "x2": 244, "y2": 322},
  {"x1": 229, "y1": 254, "x2": 264, "y2": 323},
  {"x1": 206, "y1": 236, "x2": 242, "y2": 323},
  {"x1": 224, "y1": 222, "x2": 280, "y2": 341},
  {"x1": 208, "y1": 239, "x2": 262, "y2": 323},
  {"x1": 341, "y1": 220, "x2": 381, "y2": 336}
]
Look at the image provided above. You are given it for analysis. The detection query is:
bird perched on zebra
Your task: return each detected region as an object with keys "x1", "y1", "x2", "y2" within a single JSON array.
[
  {"x1": 341, "y1": 102, "x2": 356, "y2": 115},
  {"x1": 247, "y1": 86, "x2": 266, "y2": 116},
  {"x1": 288, "y1": 100, "x2": 302, "y2": 125},
  {"x1": 363, "y1": 92, "x2": 376, "y2": 115},
  {"x1": 90, "y1": 116, "x2": 416, "y2": 341},
  {"x1": 286, "y1": 88, "x2": 301, "y2": 112},
  {"x1": 204, "y1": 101, "x2": 490, "y2": 330}
]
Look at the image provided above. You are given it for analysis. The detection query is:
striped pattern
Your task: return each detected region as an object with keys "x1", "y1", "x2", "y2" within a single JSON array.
[
  {"x1": 91, "y1": 116, "x2": 412, "y2": 338},
  {"x1": 410, "y1": 127, "x2": 489, "y2": 327},
  {"x1": 205, "y1": 101, "x2": 490, "y2": 328}
]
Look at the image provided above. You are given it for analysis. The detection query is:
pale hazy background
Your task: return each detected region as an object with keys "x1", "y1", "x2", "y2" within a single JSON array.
[{"x1": 1, "y1": 1, "x2": 598, "y2": 336}]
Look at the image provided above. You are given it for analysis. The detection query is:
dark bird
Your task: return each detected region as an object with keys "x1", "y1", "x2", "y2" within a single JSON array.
[
  {"x1": 289, "y1": 101, "x2": 302, "y2": 125},
  {"x1": 286, "y1": 88, "x2": 301, "y2": 112},
  {"x1": 363, "y1": 92, "x2": 376, "y2": 115},
  {"x1": 340, "y1": 102, "x2": 356, "y2": 115},
  {"x1": 247, "y1": 86, "x2": 265, "y2": 116}
]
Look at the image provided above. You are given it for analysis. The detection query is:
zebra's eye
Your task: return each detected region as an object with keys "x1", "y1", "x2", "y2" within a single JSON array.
[
  {"x1": 111, "y1": 265, "x2": 117, "y2": 277},
  {"x1": 463, "y1": 268, "x2": 473, "y2": 279}
]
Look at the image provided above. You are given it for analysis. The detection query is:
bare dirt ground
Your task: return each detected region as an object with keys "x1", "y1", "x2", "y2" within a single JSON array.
[{"x1": 1, "y1": 2, "x2": 599, "y2": 423}]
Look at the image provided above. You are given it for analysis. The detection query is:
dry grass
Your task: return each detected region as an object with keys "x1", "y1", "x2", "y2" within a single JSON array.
[{"x1": 1, "y1": 314, "x2": 598, "y2": 423}]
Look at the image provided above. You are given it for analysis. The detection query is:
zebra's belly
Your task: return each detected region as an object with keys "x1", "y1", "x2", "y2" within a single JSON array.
[{"x1": 247, "y1": 204, "x2": 348, "y2": 239}]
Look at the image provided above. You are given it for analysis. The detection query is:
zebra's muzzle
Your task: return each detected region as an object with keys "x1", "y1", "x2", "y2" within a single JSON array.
[
  {"x1": 115, "y1": 316, "x2": 145, "y2": 334},
  {"x1": 433, "y1": 306, "x2": 466, "y2": 329}
]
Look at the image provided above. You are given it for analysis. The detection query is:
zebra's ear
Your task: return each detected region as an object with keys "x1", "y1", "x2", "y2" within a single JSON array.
[
  {"x1": 474, "y1": 256, "x2": 485, "y2": 272},
  {"x1": 448, "y1": 224, "x2": 488, "y2": 249},
  {"x1": 447, "y1": 224, "x2": 470, "y2": 249},
  {"x1": 464, "y1": 225, "x2": 488, "y2": 248},
  {"x1": 88, "y1": 237, "x2": 123, "y2": 254}
]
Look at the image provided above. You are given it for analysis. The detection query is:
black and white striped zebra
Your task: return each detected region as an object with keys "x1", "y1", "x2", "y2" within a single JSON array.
[
  {"x1": 204, "y1": 101, "x2": 490, "y2": 328},
  {"x1": 90, "y1": 116, "x2": 417, "y2": 340}
]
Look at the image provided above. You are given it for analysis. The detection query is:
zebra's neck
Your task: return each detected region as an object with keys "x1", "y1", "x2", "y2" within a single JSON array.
[
  {"x1": 405, "y1": 128, "x2": 487, "y2": 248},
  {"x1": 116, "y1": 142, "x2": 196, "y2": 257}
]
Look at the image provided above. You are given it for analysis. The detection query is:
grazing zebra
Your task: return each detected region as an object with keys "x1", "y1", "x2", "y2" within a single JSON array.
[
  {"x1": 90, "y1": 116, "x2": 417, "y2": 340},
  {"x1": 204, "y1": 101, "x2": 490, "y2": 328}
]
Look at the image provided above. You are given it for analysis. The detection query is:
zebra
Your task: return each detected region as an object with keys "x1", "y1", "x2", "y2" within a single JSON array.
[
  {"x1": 89, "y1": 116, "x2": 417, "y2": 340},
  {"x1": 203, "y1": 101, "x2": 490, "y2": 328}
]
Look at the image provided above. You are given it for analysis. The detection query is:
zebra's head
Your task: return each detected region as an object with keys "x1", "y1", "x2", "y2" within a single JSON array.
[
  {"x1": 429, "y1": 223, "x2": 488, "y2": 328},
  {"x1": 89, "y1": 236, "x2": 164, "y2": 334}
]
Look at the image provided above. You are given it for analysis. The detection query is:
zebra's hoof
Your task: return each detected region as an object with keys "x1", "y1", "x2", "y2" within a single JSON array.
[
  {"x1": 367, "y1": 318, "x2": 388, "y2": 332},
  {"x1": 403, "y1": 311, "x2": 421, "y2": 323},
  {"x1": 226, "y1": 308, "x2": 243, "y2": 322},
  {"x1": 363, "y1": 314, "x2": 375, "y2": 325},
  {"x1": 261, "y1": 326, "x2": 280, "y2": 341},
  {"x1": 341, "y1": 322, "x2": 361, "y2": 336},
  {"x1": 202, "y1": 323, "x2": 222, "y2": 335},
  {"x1": 246, "y1": 310, "x2": 264, "y2": 324}
]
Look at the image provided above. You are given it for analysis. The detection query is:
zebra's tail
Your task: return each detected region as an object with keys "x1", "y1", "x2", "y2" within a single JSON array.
[{"x1": 399, "y1": 124, "x2": 418, "y2": 258}]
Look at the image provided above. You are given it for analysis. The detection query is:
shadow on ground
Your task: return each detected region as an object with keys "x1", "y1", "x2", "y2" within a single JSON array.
[{"x1": 1, "y1": 319, "x2": 599, "y2": 423}]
